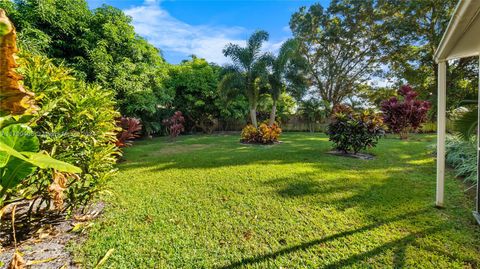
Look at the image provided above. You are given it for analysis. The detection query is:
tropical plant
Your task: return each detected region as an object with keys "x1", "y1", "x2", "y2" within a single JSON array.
[
  {"x1": 163, "y1": 111, "x2": 185, "y2": 139},
  {"x1": 219, "y1": 30, "x2": 271, "y2": 128},
  {"x1": 19, "y1": 55, "x2": 120, "y2": 211},
  {"x1": 240, "y1": 122, "x2": 282, "y2": 144},
  {"x1": 0, "y1": 10, "x2": 82, "y2": 209},
  {"x1": 257, "y1": 93, "x2": 296, "y2": 124},
  {"x1": 116, "y1": 117, "x2": 142, "y2": 147},
  {"x1": 240, "y1": 124, "x2": 259, "y2": 143},
  {"x1": 0, "y1": 123, "x2": 81, "y2": 207},
  {"x1": 266, "y1": 39, "x2": 304, "y2": 126},
  {"x1": 454, "y1": 109, "x2": 477, "y2": 141},
  {"x1": 380, "y1": 85, "x2": 431, "y2": 139},
  {"x1": 328, "y1": 105, "x2": 385, "y2": 154}
]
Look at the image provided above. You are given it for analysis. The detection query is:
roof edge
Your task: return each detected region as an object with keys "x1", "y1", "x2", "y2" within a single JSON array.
[{"x1": 434, "y1": 0, "x2": 470, "y2": 63}]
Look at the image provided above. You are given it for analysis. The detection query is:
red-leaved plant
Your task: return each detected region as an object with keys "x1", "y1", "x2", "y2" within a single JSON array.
[
  {"x1": 380, "y1": 85, "x2": 430, "y2": 139},
  {"x1": 116, "y1": 117, "x2": 142, "y2": 147},
  {"x1": 163, "y1": 111, "x2": 185, "y2": 139}
]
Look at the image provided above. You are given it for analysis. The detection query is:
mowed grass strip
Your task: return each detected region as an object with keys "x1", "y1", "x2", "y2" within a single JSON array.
[{"x1": 75, "y1": 133, "x2": 480, "y2": 268}]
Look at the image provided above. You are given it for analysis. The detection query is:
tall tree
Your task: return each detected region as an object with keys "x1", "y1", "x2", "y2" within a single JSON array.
[
  {"x1": 379, "y1": 0, "x2": 477, "y2": 112},
  {"x1": 266, "y1": 39, "x2": 306, "y2": 126},
  {"x1": 219, "y1": 30, "x2": 271, "y2": 128},
  {"x1": 290, "y1": 0, "x2": 387, "y2": 106}
]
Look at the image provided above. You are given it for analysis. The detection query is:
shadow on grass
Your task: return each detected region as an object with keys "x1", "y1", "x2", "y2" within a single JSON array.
[
  {"x1": 217, "y1": 209, "x2": 442, "y2": 269},
  {"x1": 116, "y1": 133, "x2": 478, "y2": 267},
  {"x1": 119, "y1": 134, "x2": 433, "y2": 175}
]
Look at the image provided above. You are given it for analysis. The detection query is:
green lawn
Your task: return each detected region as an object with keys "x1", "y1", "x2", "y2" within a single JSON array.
[{"x1": 75, "y1": 133, "x2": 480, "y2": 268}]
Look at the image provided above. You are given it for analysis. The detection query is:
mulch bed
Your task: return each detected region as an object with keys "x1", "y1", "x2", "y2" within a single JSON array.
[{"x1": 0, "y1": 201, "x2": 104, "y2": 268}]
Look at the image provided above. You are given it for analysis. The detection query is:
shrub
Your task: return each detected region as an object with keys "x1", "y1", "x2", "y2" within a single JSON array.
[
  {"x1": 328, "y1": 105, "x2": 385, "y2": 154},
  {"x1": 116, "y1": 117, "x2": 142, "y2": 147},
  {"x1": 0, "y1": 12, "x2": 83, "y2": 211},
  {"x1": 241, "y1": 124, "x2": 259, "y2": 143},
  {"x1": 163, "y1": 111, "x2": 185, "y2": 138},
  {"x1": 240, "y1": 122, "x2": 282, "y2": 144},
  {"x1": 18, "y1": 55, "x2": 120, "y2": 212},
  {"x1": 381, "y1": 85, "x2": 431, "y2": 139},
  {"x1": 0, "y1": 122, "x2": 81, "y2": 208}
]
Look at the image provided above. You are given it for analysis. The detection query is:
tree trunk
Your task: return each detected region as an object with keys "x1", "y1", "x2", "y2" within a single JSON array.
[
  {"x1": 250, "y1": 108, "x2": 257, "y2": 128},
  {"x1": 269, "y1": 100, "x2": 277, "y2": 126}
]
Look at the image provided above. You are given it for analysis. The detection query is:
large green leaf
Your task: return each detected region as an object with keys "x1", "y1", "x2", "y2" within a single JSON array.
[
  {"x1": 0, "y1": 136, "x2": 38, "y2": 191},
  {"x1": 0, "y1": 157, "x2": 37, "y2": 190},
  {"x1": 0, "y1": 140, "x2": 30, "y2": 165},
  {"x1": 21, "y1": 151, "x2": 82, "y2": 174},
  {"x1": 0, "y1": 124, "x2": 39, "y2": 167},
  {"x1": 0, "y1": 123, "x2": 81, "y2": 194}
]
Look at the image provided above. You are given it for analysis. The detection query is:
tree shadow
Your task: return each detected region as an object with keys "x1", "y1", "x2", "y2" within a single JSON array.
[
  {"x1": 115, "y1": 133, "x2": 478, "y2": 267},
  {"x1": 217, "y1": 209, "x2": 438, "y2": 269}
]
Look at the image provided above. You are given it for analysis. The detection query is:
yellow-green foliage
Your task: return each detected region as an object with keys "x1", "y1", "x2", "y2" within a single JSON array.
[
  {"x1": 18, "y1": 55, "x2": 120, "y2": 210},
  {"x1": 241, "y1": 123, "x2": 282, "y2": 144}
]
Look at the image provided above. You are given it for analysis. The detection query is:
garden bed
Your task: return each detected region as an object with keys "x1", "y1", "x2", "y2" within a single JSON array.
[{"x1": 0, "y1": 202, "x2": 104, "y2": 268}]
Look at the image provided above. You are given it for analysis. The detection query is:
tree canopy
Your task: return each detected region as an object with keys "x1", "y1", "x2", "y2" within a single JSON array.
[{"x1": 290, "y1": 0, "x2": 388, "y2": 106}]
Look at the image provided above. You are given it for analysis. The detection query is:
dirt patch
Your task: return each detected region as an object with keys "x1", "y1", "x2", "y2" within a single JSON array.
[
  {"x1": 0, "y1": 201, "x2": 104, "y2": 268},
  {"x1": 327, "y1": 150, "x2": 375, "y2": 160},
  {"x1": 150, "y1": 143, "x2": 211, "y2": 156}
]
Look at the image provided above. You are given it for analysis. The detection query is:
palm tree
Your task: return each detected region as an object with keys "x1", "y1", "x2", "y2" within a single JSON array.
[
  {"x1": 219, "y1": 30, "x2": 271, "y2": 128},
  {"x1": 266, "y1": 39, "x2": 303, "y2": 126}
]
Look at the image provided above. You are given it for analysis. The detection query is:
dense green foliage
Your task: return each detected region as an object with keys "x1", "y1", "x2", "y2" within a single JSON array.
[
  {"x1": 298, "y1": 99, "x2": 331, "y2": 131},
  {"x1": 328, "y1": 105, "x2": 385, "y2": 154},
  {"x1": 0, "y1": 0, "x2": 172, "y2": 134},
  {"x1": 18, "y1": 55, "x2": 120, "y2": 210},
  {"x1": 0, "y1": 123, "x2": 81, "y2": 206},
  {"x1": 166, "y1": 57, "x2": 221, "y2": 133},
  {"x1": 75, "y1": 133, "x2": 480, "y2": 268}
]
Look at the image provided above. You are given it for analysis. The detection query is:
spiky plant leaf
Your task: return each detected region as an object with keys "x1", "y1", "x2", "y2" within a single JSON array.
[{"x1": 454, "y1": 109, "x2": 477, "y2": 141}]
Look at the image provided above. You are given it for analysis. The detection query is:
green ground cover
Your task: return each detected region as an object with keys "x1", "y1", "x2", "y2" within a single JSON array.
[{"x1": 75, "y1": 133, "x2": 480, "y2": 268}]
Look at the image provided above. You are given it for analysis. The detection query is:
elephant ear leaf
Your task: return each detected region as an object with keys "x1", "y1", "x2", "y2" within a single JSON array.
[
  {"x1": 21, "y1": 152, "x2": 82, "y2": 174},
  {"x1": 0, "y1": 124, "x2": 39, "y2": 189},
  {"x1": 0, "y1": 124, "x2": 39, "y2": 166}
]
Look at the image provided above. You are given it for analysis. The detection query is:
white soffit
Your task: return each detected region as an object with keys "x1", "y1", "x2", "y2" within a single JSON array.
[{"x1": 434, "y1": 0, "x2": 480, "y2": 62}]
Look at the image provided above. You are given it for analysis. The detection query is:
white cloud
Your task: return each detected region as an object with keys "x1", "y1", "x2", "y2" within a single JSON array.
[{"x1": 124, "y1": 0, "x2": 285, "y2": 64}]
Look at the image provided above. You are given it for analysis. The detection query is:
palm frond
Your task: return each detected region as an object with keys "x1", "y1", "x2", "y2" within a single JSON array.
[
  {"x1": 218, "y1": 72, "x2": 246, "y2": 101},
  {"x1": 454, "y1": 108, "x2": 478, "y2": 141},
  {"x1": 247, "y1": 30, "x2": 269, "y2": 58}
]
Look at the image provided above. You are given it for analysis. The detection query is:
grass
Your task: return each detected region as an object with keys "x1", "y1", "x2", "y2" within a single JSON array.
[{"x1": 75, "y1": 133, "x2": 480, "y2": 268}]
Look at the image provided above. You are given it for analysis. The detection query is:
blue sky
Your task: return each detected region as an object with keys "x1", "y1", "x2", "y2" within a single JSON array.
[{"x1": 86, "y1": 0, "x2": 329, "y2": 64}]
